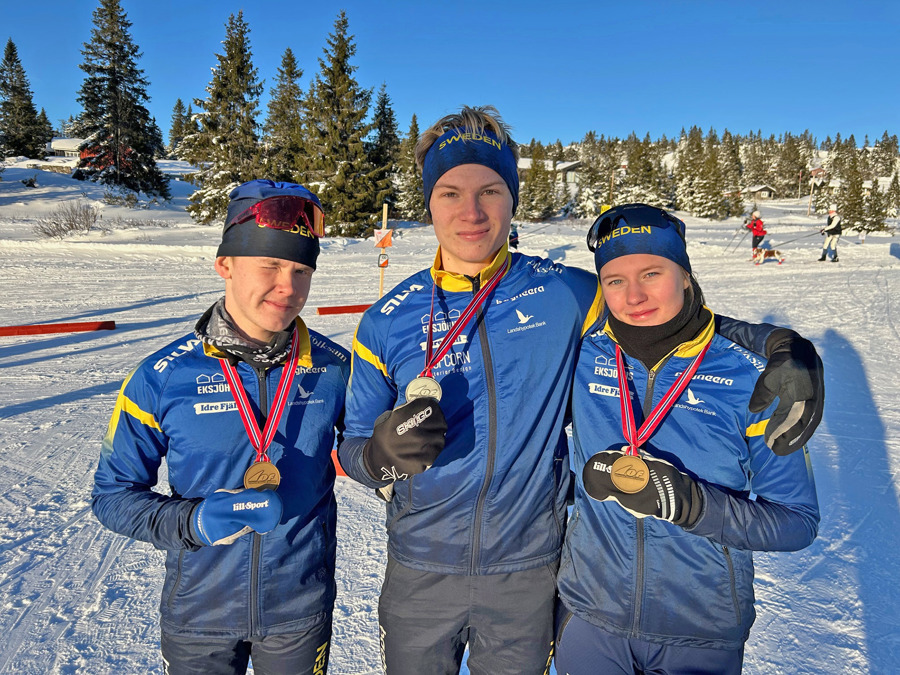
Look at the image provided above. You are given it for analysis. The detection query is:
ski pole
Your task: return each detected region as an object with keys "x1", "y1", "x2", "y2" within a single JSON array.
[{"x1": 727, "y1": 229, "x2": 749, "y2": 254}]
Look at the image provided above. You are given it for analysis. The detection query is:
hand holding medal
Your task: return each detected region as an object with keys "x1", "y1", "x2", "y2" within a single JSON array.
[{"x1": 582, "y1": 343, "x2": 709, "y2": 528}]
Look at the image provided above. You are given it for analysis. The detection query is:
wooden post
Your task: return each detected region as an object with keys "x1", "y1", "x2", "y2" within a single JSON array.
[
  {"x1": 797, "y1": 169, "x2": 803, "y2": 200},
  {"x1": 609, "y1": 169, "x2": 615, "y2": 204},
  {"x1": 379, "y1": 203, "x2": 388, "y2": 298},
  {"x1": 807, "y1": 177, "x2": 815, "y2": 217}
]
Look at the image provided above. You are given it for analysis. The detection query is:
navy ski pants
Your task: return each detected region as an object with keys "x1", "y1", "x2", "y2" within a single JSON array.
[{"x1": 554, "y1": 607, "x2": 743, "y2": 675}]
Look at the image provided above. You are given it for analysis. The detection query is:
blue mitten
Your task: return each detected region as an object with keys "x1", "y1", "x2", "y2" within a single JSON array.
[{"x1": 191, "y1": 488, "x2": 283, "y2": 546}]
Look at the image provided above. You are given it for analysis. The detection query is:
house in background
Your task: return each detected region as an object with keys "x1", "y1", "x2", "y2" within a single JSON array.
[
  {"x1": 46, "y1": 138, "x2": 84, "y2": 158},
  {"x1": 741, "y1": 184, "x2": 777, "y2": 201},
  {"x1": 517, "y1": 158, "x2": 581, "y2": 197}
]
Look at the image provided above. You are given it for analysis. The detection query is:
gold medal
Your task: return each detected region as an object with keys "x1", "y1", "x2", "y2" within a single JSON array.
[
  {"x1": 405, "y1": 376, "x2": 442, "y2": 402},
  {"x1": 610, "y1": 454, "x2": 649, "y2": 494},
  {"x1": 243, "y1": 461, "x2": 281, "y2": 491}
]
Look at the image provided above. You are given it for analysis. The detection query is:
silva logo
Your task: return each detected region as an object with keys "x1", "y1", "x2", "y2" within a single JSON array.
[
  {"x1": 233, "y1": 500, "x2": 269, "y2": 512},
  {"x1": 396, "y1": 406, "x2": 433, "y2": 436},
  {"x1": 685, "y1": 388, "x2": 704, "y2": 405},
  {"x1": 153, "y1": 339, "x2": 201, "y2": 372},
  {"x1": 380, "y1": 466, "x2": 409, "y2": 482},
  {"x1": 381, "y1": 283, "x2": 425, "y2": 315},
  {"x1": 515, "y1": 308, "x2": 534, "y2": 324}
]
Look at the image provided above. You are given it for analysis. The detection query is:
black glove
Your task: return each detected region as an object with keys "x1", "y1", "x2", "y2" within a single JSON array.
[
  {"x1": 582, "y1": 449, "x2": 703, "y2": 528},
  {"x1": 363, "y1": 397, "x2": 447, "y2": 482},
  {"x1": 749, "y1": 329, "x2": 824, "y2": 455}
]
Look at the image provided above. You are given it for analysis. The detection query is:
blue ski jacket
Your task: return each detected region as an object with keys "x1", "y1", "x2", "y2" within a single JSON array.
[
  {"x1": 557, "y1": 315, "x2": 820, "y2": 650},
  {"x1": 339, "y1": 247, "x2": 601, "y2": 575},
  {"x1": 92, "y1": 318, "x2": 349, "y2": 638}
]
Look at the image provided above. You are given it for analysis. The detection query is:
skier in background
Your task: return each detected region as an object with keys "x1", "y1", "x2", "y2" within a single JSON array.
[
  {"x1": 819, "y1": 204, "x2": 842, "y2": 262},
  {"x1": 92, "y1": 180, "x2": 349, "y2": 675},
  {"x1": 556, "y1": 204, "x2": 820, "y2": 674},
  {"x1": 338, "y1": 104, "x2": 826, "y2": 675},
  {"x1": 746, "y1": 209, "x2": 766, "y2": 257}
]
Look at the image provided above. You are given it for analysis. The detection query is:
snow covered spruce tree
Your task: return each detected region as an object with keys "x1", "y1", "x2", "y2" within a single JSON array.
[
  {"x1": 367, "y1": 83, "x2": 401, "y2": 213},
  {"x1": 863, "y1": 179, "x2": 889, "y2": 234},
  {"x1": 719, "y1": 129, "x2": 744, "y2": 217},
  {"x1": 518, "y1": 142, "x2": 556, "y2": 221},
  {"x1": 304, "y1": 11, "x2": 384, "y2": 236},
  {"x1": 619, "y1": 133, "x2": 666, "y2": 207},
  {"x1": 574, "y1": 131, "x2": 616, "y2": 218},
  {"x1": 395, "y1": 114, "x2": 427, "y2": 222},
  {"x1": 261, "y1": 47, "x2": 306, "y2": 184},
  {"x1": 0, "y1": 38, "x2": 51, "y2": 159},
  {"x1": 75, "y1": 0, "x2": 169, "y2": 199},
  {"x1": 167, "y1": 98, "x2": 190, "y2": 158},
  {"x1": 182, "y1": 11, "x2": 262, "y2": 224}
]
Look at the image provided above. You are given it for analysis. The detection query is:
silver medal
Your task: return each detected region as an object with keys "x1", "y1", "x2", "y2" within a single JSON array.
[{"x1": 405, "y1": 376, "x2": 442, "y2": 402}]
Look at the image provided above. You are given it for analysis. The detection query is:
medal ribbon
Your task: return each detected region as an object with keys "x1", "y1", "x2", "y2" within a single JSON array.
[
  {"x1": 615, "y1": 340, "x2": 711, "y2": 456},
  {"x1": 419, "y1": 257, "x2": 509, "y2": 378},
  {"x1": 220, "y1": 330, "x2": 300, "y2": 463}
]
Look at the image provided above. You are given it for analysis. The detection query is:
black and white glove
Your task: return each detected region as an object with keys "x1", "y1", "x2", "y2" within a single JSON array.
[
  {"x1": 363, "y1": 397, "x2": 447, "y2": 482},
  {"x1": 582, "y1": 449, "x2": 703, "y2": 528},
  {"x1": 749, "y1": 328, "x2": 824, "y2": 455}
]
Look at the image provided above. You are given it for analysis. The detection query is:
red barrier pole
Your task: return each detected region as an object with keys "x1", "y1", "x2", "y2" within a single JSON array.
[
  {"x1": 332, "y1": 449, "x2": 346, "y2": 477},
  {"x1": 315, "y1": 304, "x2": 371, "y2": 316},
  {"x1": 0, "y1": 320, "x2": 117, "y2": 337}
]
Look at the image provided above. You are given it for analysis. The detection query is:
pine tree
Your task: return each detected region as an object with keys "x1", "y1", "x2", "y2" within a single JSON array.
[
  {"x1": 839, "y1": 148, "x2": 866, "y2": 230},
  {"x1": 0, "y1": 38, "x2": 48, "y2": 158},
  {"x1": 775, "y1": 133, "x2": 805, "y2": 199},
  {"x1": 692, "y1": 130, "x2": 725, "y2": 218},
  {"x1": 574, "y1": 131, "x2": 608, "y2": 218},
  {"x1": 887, "y1": 170, "x2": 900, "y2": 217},
  {"x1": 75, "y1": 0, "x2": 170, "y2": 199},
  {"x1": 167, "y1": 98, "x2": 188, "y2": 158},
  {"x1": 719, "y1": 129, "x2": 743, "y2": 216},
  {"x1": 261, "y1": 47, "x2": 305, "y2": 183},
  {"x1": 367, "y1": 84, "x2": 400, "y2": 212},
  {"x1": 619, "y1": 133, "x2": 664, "y2": 207},
  {"x1": 518, "y1": 142, "x2": 555, "y2": 221},
  {"x1": 674, "y1": 126, "x2": 705, "y2": 214},
  {"x1": 395, "y1": 114, "x2": 426, "y2": 222},
  {"x1": 304, "y1": 11, "x2": 383, "y2": 235},
  {"x1": 182, "y1": 11, "x2": 262, "y2": 224},
  {"x1": 863, "y1": 179, "x2": 889, "y2": 233}
]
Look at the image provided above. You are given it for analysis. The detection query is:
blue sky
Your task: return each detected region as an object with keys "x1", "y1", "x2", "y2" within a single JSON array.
[{"x1": 4, "y1": 1, "x2": 898, "y2": 147}]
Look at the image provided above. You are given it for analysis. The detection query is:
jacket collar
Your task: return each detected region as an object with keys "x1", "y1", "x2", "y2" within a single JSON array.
[
  {"x1": 430, "y1": 244, "x2": 511, "y2": 292},
  {"x1": 602, "y1": 308, "x2": 716, "y2": 370}
]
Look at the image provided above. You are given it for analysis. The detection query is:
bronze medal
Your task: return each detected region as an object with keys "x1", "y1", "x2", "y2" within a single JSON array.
[
  {"x1": 610, "y1": 454, "x2": 649, "y2": 494},
  {"x1": 405, "y1": 376, "x2": 442, "y2": 402},
  {"x1": 243, "y1": 461, "x2": 281, "y2": 491}
]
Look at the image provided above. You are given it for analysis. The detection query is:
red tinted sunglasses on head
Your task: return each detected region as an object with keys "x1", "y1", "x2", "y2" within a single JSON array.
[{"x1": 234, "y1": 195, "x2": 325, "y2": 237}]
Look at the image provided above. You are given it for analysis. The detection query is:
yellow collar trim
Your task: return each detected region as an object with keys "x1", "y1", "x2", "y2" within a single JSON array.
[
  {"x1": 430, "y1": 244, "x2": 511, "y2": 292},
  {"x1": 203, "y1": 317, "x2": 313, "y2": 368}
]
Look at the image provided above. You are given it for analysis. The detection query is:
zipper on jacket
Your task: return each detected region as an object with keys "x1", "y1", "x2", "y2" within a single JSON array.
[
  {"x1": 723, "y1": 545, "x2": 742, "y2": 625},
  {"x1": 249, "y1": 364, "x2": 269, "y2": 636},
  {"x1": 469, "y1": 276, "x2": 499, "y2": 575},
  {"x1": 629, "y1": 359, "x2": 666, "y2": 636}
]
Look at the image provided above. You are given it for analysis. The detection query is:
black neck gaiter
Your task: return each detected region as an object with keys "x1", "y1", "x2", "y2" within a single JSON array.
[{"x1": 607, "y1": 285, "x2": 710, "y2": 371}]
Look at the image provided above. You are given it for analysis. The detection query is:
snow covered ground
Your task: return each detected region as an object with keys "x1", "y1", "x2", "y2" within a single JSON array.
[{"x1": 0, "y1": 166, "x2": 898, "y2": 674}]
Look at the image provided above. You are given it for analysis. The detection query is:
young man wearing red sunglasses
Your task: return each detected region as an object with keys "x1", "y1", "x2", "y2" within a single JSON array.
[
  {"x1": 338, "y1": 106, "x2": 824, "y2": 674},
  {"x1": 92, "y1": 180, "x2": 349, "y2": 674}
]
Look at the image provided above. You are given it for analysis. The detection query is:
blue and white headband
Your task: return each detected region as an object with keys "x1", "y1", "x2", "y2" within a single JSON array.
[{"x1": 422, "y1": 128, "x2": 519, "y2": 216}]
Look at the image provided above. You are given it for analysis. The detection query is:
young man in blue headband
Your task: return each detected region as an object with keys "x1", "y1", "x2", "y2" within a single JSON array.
[
  {"x1": 338, "y1": 106, "x2": 824, "y2": 674},
  {"x1": 93, "y1": 180, "x2": 349, "y2": 674}
]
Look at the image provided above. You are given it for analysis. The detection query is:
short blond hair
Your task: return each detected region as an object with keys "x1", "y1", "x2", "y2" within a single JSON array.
[{"x1": 415, "y1": 105, "x2": 519, "y2": 172}]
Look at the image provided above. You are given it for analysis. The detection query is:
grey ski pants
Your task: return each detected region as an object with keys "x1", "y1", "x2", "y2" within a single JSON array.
[{"x1": 377, "y1": 556, "x2": 557, "y2": 675}]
